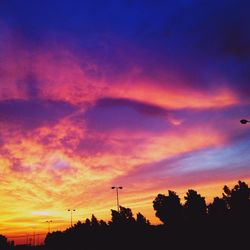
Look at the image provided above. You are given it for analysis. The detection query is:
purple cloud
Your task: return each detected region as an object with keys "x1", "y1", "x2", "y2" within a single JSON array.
[
  {"x1": 0, "y1": 99, "x2": 77, "y2": 130},
  {"x1": 85, "y1": 97, "x2": 171, "y2": 132}
]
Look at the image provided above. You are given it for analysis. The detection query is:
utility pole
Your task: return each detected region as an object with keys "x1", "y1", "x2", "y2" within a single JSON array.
[
  {"x1": 67, "y1": 209, "x2": 76, "y2": 227},
  {"x1": 46, "y1": 220, "x2": 52, "y2": 233},
  {"x1": 111, "y1": 186, "x2": 123, "y2": 212},
  {"x1": 33, "y1": 230, "x2": 35, "y2": 246}
]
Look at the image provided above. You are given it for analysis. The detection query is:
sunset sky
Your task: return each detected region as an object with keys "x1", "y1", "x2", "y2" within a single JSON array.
[{"x1": 0, "y1": 0, "x2": 250, "y2": 243}]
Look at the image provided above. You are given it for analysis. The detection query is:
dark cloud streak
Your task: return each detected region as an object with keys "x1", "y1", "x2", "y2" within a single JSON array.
[{"x1": 97, "y1": 97, "x2": 169, "y2": 117}]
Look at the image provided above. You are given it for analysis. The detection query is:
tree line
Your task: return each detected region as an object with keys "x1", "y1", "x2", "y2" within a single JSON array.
[{"x1": 1, "y1": 180, "x2": 249, "y2": 249}]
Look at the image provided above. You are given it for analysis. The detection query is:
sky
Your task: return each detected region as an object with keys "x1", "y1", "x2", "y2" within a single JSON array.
[{"x1": 0, "y1": 0, "x2": 250, "y2": 244}]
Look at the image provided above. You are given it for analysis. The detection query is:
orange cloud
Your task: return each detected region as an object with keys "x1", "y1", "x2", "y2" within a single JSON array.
[{"x1": 108, "y1": 81, "x2": 238, "y2": 109}]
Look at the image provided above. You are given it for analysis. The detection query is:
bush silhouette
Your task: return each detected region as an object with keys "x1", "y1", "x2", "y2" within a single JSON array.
[
  {"x1": 208, "y1": 197, "x2": 228, "y2": 218},
  {"x1": 223, "y1": 180, "x2": 250, "y2": 219},
  {"x1": 110, "y1": 206, "x2": 135, "y2": 226},
  {"x1": 136, "y1": 212, "x2": 150, "y2": 226},
  {"x1": 41, "y1": 180, "x2": 250, "y2": 250},
  {"x1": 184, "y1": 189, "x2": 207, "y2": 223},
  {"x1": 0, "y1": 235, "x2": 8, "y2": 250},
  {"x1": 153, "y1": 190, "x2": 183, "y2": 225}
]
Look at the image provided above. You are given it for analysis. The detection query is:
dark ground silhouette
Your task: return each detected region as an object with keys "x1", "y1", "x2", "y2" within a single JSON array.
[{"x1": 3, "y1": 180, "x2": 249, "y2": 249}]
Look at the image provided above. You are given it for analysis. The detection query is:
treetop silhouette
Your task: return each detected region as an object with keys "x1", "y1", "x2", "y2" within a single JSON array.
[{"x1": 3, "y1": 180, "x2": 249, "y2": 249}]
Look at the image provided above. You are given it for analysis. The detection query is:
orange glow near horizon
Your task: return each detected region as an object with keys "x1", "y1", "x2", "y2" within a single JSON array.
[{"x1": 2, "y1": 177, "x2": 250, "y2": 245}]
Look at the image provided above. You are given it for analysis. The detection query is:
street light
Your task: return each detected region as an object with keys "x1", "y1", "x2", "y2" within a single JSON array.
[
  {"x1": 111, "y1": 186, "x2": 123, "y2": 212},
  {"x1": 240, "y1": 119, "x2": 250, "y2": 124},
  {"x1": 46, "y1": 220, "x2": 52, "y2": 233},
  {"x1": 67, "y1": 209, "x2": 76, "y2": 227},
  {"x1": 32, "y1": 226, "x2": 36, "y2": 246}
]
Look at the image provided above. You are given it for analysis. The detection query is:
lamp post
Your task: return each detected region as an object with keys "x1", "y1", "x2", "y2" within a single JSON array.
[
  {"x1": 32, "y1": 227, "x2": 36, "y2": 246},
  {"x1": 46, "y1": 220, "x2": 52, "y2": 233},
  {"x1": 67, "y1": 209, "x2": 76, "y2": 227},
  {"x1": 240, "y1": 119, "x2": 250, "y2": 124},
  {"x1": 111, "y1": 186, "x2": 123, "y2": 212}
]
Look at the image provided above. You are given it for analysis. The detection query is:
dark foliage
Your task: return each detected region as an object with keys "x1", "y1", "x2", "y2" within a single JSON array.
[
  {"x1": 153, "y1": 190, "x2": 183, "y2": 225},
  {"x1": 223, "y1": 180, "x2": 250, "y2": 218},
  {"x1": 183, "y1": 189, "x2": 207, "y2": 223},
  {"x1": 0, "y1": 235, "x2": 9, "y2": 250},
  {"x1": 44, "y1": 180, "x2": 249, "y2": 249},
  {"x1": 4, "y1": 180, "x2": 249, "y2": 250},
  {"x1": 208, "y1": 197, "x2": 228, "y2": 218}
]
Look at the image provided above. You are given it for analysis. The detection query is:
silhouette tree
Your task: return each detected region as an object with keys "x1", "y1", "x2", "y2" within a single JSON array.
[
  {"x1": 91, "y1": 214, "x2": 99, "y2": 227},
  {"x1": 43, "y1": 180, "x2": 250, "y2": 250},
  {"x1": 99, "y1": 219, "x2": 108, "y2": 227},
  {"x1": 111, "y1": 206, "x2": 135, "y2": 226},
  {"x1": 208, "y1": 197, "x2": 228, "y2": 218},
  {"x1": 153, "y1": 190, "x2": 183, "y2": 225},
  {"x1": 223, "y1": 180, "x2": 250, "y2": 219},
  {"x1": 85, "y1": 218, "x2": 91, "y2": 226},
  {"x1": 45, "y1": 231, "x2": 66, "y2": 250},
  {"x1": 184, "y1": 189, "x2": 206, "y2": 223},
  {"x1": 0, "y1": 235, "x2": 8, "y2": 250},
  {"x1": 136, "y1": 212, "x2": 150, "y2": 226}
]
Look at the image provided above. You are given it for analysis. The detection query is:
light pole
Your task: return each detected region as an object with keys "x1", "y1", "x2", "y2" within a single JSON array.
[
  {"x1": 32, "y1": 227, "x2": 36, "y2": 246},
  {"x1": 111, "y1": 186, "x2": 123, "y2": 212},
  {"x1": 46, "y1": 220, "x2": 52, "y2": 233},
  {"x1": 240, "y1": 119, "x2": 250, "y2": 124},
  {"x1": 67, "y1": 209, "x2": 76, "y2": 227}
]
